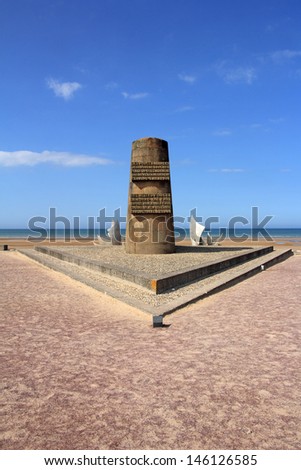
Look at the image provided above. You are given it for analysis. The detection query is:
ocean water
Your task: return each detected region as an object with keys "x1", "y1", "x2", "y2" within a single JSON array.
[{"x1": 1, "y1": 227, "x2": 301, "y2": 241}]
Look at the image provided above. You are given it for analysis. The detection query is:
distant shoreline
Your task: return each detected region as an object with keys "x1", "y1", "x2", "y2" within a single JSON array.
[
  {"x1": 1, "y1": 236, "x2": 301, "y2": 250},
  {"x1": 1, "y1": 228, "x2": 301, "y2": 238},
  {"x1": 1, "y1": 227, "x2": 301, "y2": 250}
]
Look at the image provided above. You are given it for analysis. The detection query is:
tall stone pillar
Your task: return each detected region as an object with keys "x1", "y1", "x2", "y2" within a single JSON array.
[{"x1": 125, "y1": 137, "x2": 175, "y2": 254}]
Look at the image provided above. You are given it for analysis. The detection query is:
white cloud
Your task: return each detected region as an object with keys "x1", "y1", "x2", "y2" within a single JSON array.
[
  {"x1": 268, "y1": 117, "x2": 285, "y2": 124},
  {"x1": 178, "y1": 73, "x2": 196, "y2": 84},
  {"x1": 0, "y1": 150, "x2": 111, "y2": 167},
  {"x1": 122, "y1": 91, "x2": 149, "y2": 100},
  {"x1": 221, "y1": 168, "x2": 245, "y2": 173},
  {"x1": 216, "y1": 62, "x2": 257, "y2": 85},
  {"x1": 209, "y1": 168, "x2": 245, "y2": 173},
  {"x1": 249, "y1": 123, "x2": 263, "y2": 129},
  {"x1": 271, "y1": 49, "x2": 301, "y2": 63},
  {"x1": 105, "y1": 81, "x2": 119, "y2": 90},
  {"x1": 46, "y1": 78, "x2": 82, "y2": 100},
  {"x1": 175, "y1": 105, "x2": 194, "y2": 113},
  {"x1": 213, "y1": 129, "x2": 232, "y2": 136},
  {"x1": 224, "y1": 67, "x2": 256, "y2": 85}
]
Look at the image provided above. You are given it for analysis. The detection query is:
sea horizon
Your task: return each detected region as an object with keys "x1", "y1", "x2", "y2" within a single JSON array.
[{"x1": 1, "y1": 227, "x2": 301, "y2": 240}]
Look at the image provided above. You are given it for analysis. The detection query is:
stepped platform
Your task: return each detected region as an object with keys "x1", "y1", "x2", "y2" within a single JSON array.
[{"x1": 18, "y1": 244, "x2": 293, "y2": 319}]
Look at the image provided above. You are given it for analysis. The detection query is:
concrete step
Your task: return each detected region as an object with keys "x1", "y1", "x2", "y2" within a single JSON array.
[
  {"x1": 32, "y1": 244, "x2": 274, "y2": 293},
  {"x1": 17, "y1": 247, "x2": 293, "y2": 318},
  {"x1": 154, "y1": 248, "x2": 294, "y2": 316}
]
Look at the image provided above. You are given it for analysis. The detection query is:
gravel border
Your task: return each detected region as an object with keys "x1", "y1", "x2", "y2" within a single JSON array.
[
  {"x1": 18, "y1": 247, "x2": 293, "y2": 316},
  {"x1": 49, "y1": 244, "x2": 247, "y2": 276}
]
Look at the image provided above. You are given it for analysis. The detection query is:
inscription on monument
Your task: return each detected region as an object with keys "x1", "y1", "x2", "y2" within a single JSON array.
[
  {"x1": 132, "y1": 162, "x2": 170, "y2": 181},
  {"x1": 131, "y1": 193, "x2": 172, "y2": 214}
]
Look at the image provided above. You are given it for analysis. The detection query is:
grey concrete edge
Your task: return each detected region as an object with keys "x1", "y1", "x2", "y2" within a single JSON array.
[
  {"x1": 17, "y1": 248, "x2": 293, "y2": 320},
  {"x1": 153, "y1": 248, "x2": 294, "y2": 317},
  {"x1": 35, "y1": 245, "x2": 274, "y2": 294},
  {"x1": 17, "y1": 249, "x2": 154, "y2": 315},
  {"x1": 35, "y1": 246, "x2": 151, "y2": 288},
  {"x1": 153, "y1": 246, "x2": 274, "y2": 293}
]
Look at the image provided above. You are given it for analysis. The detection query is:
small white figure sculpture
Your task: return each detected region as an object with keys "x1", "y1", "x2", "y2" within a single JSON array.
[
  {"x1": 207, "y1": 232, "x2": 213, "y2": 245},
  {"x1": 107, "y1": 219, "x2": 122, "y2": 245},
  {"x1": 190, "y1": 214, "x2": 205, "y2": 246}
]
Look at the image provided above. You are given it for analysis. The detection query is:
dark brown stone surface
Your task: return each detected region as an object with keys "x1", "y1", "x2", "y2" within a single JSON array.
[{"x1": 125, "y1": 137, "x2": 175, "y2": 254}]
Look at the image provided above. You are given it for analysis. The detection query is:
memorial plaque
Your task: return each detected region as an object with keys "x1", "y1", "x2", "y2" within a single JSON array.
[
  {"x1": 131, "y1": 194, "x2": 172, "y2": 214},
  {"x1": 125, "y1": 137, "x2": 175, "y2": 254},
  {"x1": 132, "y1": 162, "x2": 170, "y2": 181}
]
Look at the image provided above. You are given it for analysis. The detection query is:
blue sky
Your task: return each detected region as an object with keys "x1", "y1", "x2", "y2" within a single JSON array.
[{"x1": 0, "y1": 0, "x2": 300, "y2": 229}]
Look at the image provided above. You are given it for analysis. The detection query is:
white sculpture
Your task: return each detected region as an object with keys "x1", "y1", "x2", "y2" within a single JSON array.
[
  {"x1": 190, "y1": 214, "x2": 205, "y2": 246},
  {"x1": 107, "y1": 219, "x2": 122, "y2": 245},
  {"x1": 207, "y1": 232, "x2": 213, "y2": 246}
]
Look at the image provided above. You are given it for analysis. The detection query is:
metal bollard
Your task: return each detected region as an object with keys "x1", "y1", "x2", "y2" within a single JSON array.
[{"x1": 153, "y1": 315, "x2": 164, "y2": 328}]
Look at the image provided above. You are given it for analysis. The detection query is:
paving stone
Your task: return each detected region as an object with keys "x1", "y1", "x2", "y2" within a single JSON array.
[{"x1": 0, "y1": 252, "x2": 300, "y2": 449}]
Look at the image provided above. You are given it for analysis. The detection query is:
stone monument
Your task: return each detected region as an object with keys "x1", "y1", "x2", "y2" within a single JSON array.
[{"x1": 125, "y1": 137, "x2": 175, "y2": 254}]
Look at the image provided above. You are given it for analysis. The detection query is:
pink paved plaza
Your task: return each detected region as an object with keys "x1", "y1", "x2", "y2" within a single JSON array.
[{"x1": 1, "y1": 251, "x2": 300, "y2": 449}]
